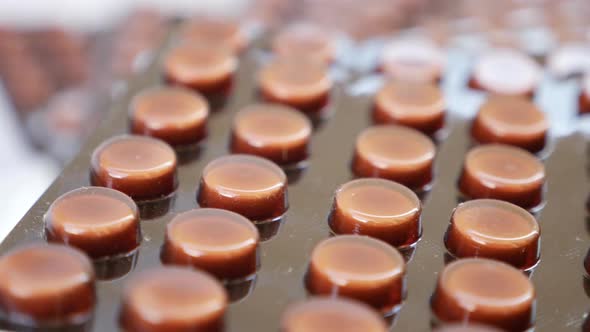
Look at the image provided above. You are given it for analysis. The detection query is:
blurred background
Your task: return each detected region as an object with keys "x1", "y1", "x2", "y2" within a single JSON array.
[{"x1": 0, "y1": 0, "x2": 589, "y2": 239}]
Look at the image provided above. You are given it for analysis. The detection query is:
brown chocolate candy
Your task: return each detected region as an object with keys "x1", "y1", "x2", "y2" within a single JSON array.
[
  {"x1": 197, "y1": 154, "x2": 288, "y2": 221},
  {"x1": 458, "y1": 144, "x2": 545, "y2": 211},
  {"x1": 431, "y1": 258, "x2": 535, "y2": 331},
  {"x1": 280, "y1": 297, "x2": 388, "y2": 332},
  {"x1": 44, "y1": 187, "x2": 140, "y2": 259},
  {"x1": 306, "y1": 235, "x2": 406, "y2": 314},
  {"x1": 90, "y1": 135, "x2": 178, "y2": 201},
  {"x1": 164, "y1": 42, "x2": 237, "y2": 96},
  {"x1": 272, "y1": 22, "x2": 336, "y2": 64},
  {"x1": 471, "y1": 95, "x2": 548, "y2": 153},
  {"x1": 162, "y1": 208, "x2": 260, "y2": 280},
  {"x1": 119, "y1": 267, "x2": 227, "y2": 332},
  {"x1": 373, "y1": 81, "x2": 446, "y2": 136},
  {"x1": 179, "y1": 17, "x2": 247, "y2": 54},
  {"x1": 0, "y1": 244, "x2": 95, "y2": 326},
  {"x1": 580, "y1": 74, "x2": 590, "y2": 115},
  {"x1": 130, "y1": 86, "x2": 209, "y2": 147},
  {"x1": 329, "y1": 178, "x2": 421, "y2": 248},
  {"x1": 230, "y1": 103, "x2": 312, "y2": 166},
  {"x1": 351, "y1": 125, "x2": 436, "y2": 191},
  {"x1": 444, "y1": 199, "x2": 540, "y2": 270},
  {"x1": 258, "y1": 57, "x2": 332, "y2": 115}
]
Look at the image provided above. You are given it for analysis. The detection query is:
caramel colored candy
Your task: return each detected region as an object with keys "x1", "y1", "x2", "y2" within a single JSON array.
[
  {"x1": 351, "y1": 125, "x2": 436, "y2": 191},
  {"x1": 471, "y1": 95, "x2": 548, "y2": 153},
  {"x1": 164, "y1": 42, "x2": 237, "y2": 95},
  {"x1": 431, "y1": 258, "x2": 535, "y2": 331},
  {"x1": 197, "y1": 154, "x2": 288, "y2": 221},
  {"x1": 458, "y1": 144, "x2": 545, "y2": 211},
  {"x1": 162, "y1": 208, "x2": 260, "y2": 280},
  {"x1": 45, "y1": 187, "x2": 140, "y2": 259},
  {"x1": 130, "y1": 86, "x2": 209, "y2": 147},
  {"x1": 230, "y1": 103, "x2": 312, "y2": 166},
  {"x1": 445, "y1": 199, "x2": 540, "y2": 270},
  {"x1": 379, "y1": 37, "x2": 445, "y2": 83},
  {"x1": 281, "y1": 297, "x2": 388, "y2": 332},
  {"x1": 580, "y1": 74, "x2": 590, "y2": 115},
  {"x1": 329, "y1": 178, "x2": 421, "y2": 248},
  {"x1": 91, "y1": 135, "x2": 177, "y2": 201},
  {"x1": 306, "y1": 235, "x2": 406, "y2": 314},
  {"x1": 0, "y1": 244, "x2": 95, "y2": 326},
  {"x1": 469, "y1": 49, "x2": 541, "y2": 98},
  {"x1": 179, "y1": 17, "x2": 247, "y2": 54},
  {"x1": 373, "y1": 81, "x2": 446, "y2": 136},
  {"x1": 258, "y1": 57, "x2": 332, "y2": 114},
  {"x1": 119, "y1": 267, "x2": 227, "y2": 332},
  {"x1": 272, "y1": 23, "x2": 336, "y2": 64}
]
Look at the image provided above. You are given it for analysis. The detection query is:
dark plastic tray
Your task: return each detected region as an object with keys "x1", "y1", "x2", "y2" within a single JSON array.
[{"x1": 2, "y1": 26, "x2": 589, "y2": 332}]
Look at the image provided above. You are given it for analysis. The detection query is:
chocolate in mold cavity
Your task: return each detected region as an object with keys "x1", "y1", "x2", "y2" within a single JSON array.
[
  {"x1": 162, "y1": 208, "x2": 260, "y2": 280},
  {"x1": 431, "y1": 258, "x2": 535, "y2": 331},
  {"x1": 272, "y1": 22, "x2": 336, "y2": 64},
  {"x1": 329, "y1": 178, "x2": 421, "y2": 248},
  {"x1": 178, "y1": 17, "x2": 247, "y2": 54},
  {"x1": 471, "y1": 95, "x2": 548, "y2": 153},
  {"x1": 164, "y1": 42, "x2": 237, "y2": 104},
  {"x1": 444, "y1": 199, "x2": 540, "y2": 270},
  {"x1": 306, "y1": 235, "x2": 406, "y2": 315},
  {"x1": 45, "y1": 186, "x2": 140, "y2": 259},
  {"x1": 281, "y1": 297, "x2": 388, "y2": 332},
  {"x1": 130, "y1": 86, "x2": 209, "y2": 147},
  {"x1": 373, "y1": 81, "x2": 446, "y2": 136},
  {"x1": 458, "y1": 144, "x2": 545, "y2": 211},
  {"x1": 197, "y1": 154, "x2": 288, "y2": 222},
  {"x1": 90, "y1": 135, "x2": 177, "y2": 201},
  {"x1": 0, "y1": 244, "x2": 95, "y2": 327},
  {"x1": 579, "y1": 74, "x2": 590, "y2": 115},
  {"x1": 119, "y1": 267, "x2": 227, "y2": 332},
  {"x1": 258, "y1": 57, "x2": 332, "y2": 115},
  {"x1": 230, "y1": 103, "x2": 312, "y2": 167},
  {"x1": 351, "y1": 125, "x2": 436, "y2": 192}
]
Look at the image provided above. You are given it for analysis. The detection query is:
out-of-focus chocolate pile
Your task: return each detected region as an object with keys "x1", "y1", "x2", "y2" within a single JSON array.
[
  {"x1": 0, "y1": 9, "x2": 169, "y2": 162},
  {"x1": 418, "y1": 0, "x2": 590, "y2": 60},
  {"x1": 250, "y1": 0, "x2": 429, "y2": 39},
  {"x1": 251, "y1": 0, "x2": 589, "y2": 58},
  {"x1": 2, "y1": 0, "x2": 590, "y2": 163}
]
